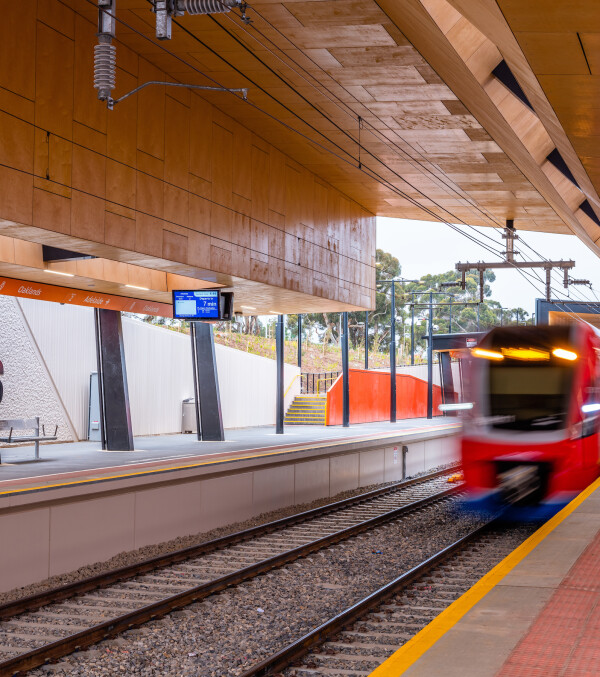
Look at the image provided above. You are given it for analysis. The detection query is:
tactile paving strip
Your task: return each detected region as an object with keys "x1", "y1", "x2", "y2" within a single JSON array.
[{"x1": 497, "y1": 532, "x2": 600, "y2": 677}]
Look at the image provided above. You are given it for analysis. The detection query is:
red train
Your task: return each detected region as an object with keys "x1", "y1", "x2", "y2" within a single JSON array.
[{"x1": 458, "y1": 322, "x2": 600, "y2": 519}]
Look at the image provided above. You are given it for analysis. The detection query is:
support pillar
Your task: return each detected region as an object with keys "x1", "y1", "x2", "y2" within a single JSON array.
[
  {"x1": 191, "y1": 322, "x2": 224, "y2": 441},
  {"x1": 276, "y1": 315, "x2": 284, "y2": 434},
  {"x1": 297, "y1": 314, "x2": 302, "y2": 369},
  {"x1": 427, "y1": 291, "x2": 433, "y2": 420},
  {"x1": 390, "y1": 283, "x2": 397, "y2": 423},
  {"x1": 342, "y1": 311, "x2": 350, "y2": 427},
  {"x1": 410, "y1": 303, "x2": 415, "y2": 366},
  {"x1": 364, "y1": 310, "x2": 369, "y2": 370},
  {"x1": 94, "y1": 308, "x2": 133, "y2": 451}
]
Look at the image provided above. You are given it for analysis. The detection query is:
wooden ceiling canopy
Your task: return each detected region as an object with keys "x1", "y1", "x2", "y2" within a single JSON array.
[{"x1": 66, "y1": 0, "x2": 600, "y2": 248}]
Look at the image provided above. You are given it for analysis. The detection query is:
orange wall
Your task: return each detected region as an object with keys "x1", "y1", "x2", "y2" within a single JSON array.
[
  {"x1": 326, "y1": 369, "x2": 446, "y2": 425},
  {"x1": 0, "y1": 1, "x2": 375, "y2": 310}
]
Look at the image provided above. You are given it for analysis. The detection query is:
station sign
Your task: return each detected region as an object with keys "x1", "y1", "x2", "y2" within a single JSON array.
[
  {"x1": 172, "y1": 290, "x2": 234, "y2": 321},
  {"x1": 0, "y1": 276, "x2": 173, "y2": 318},
  {"x1": 173, "y1": 289, "x2": 220, "y2": 320}
]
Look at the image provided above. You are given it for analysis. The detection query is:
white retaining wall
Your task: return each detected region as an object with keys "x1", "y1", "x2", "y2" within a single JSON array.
[{"x1": 11, "y1": 298, "x2": 300, "y2": 439}]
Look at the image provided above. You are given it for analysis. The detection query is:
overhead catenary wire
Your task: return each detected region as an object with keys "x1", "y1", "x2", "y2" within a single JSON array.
[
  {"x1": 84, "y1": 0, "x2": 596, "y2": 321},
  {"x1": 214, "y1": 1, "x2": 600, "y2": 305}
]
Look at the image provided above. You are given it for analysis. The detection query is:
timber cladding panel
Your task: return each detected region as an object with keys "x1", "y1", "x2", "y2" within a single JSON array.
[{"x1": 0, "y1": 1, "x2": 375, "y2": 311}]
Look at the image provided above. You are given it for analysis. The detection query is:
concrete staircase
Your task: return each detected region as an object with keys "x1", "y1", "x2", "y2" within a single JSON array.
[{"x1": 284, "y1": 395, "x2": 327, "y2": 425}]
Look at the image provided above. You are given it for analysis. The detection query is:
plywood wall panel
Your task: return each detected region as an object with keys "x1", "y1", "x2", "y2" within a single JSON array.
[
  {"x1": 211, "y1": 123, "x2": 233, "y2": 208},
  {"x1": 164, "y1": 185, "x2": 189, "y2": 229},
  {"x1": 251, "y1": 146, "x2": 270, "y2": 222},
  {"x1": 232, "y1": 124, "x2": 253, "y2": 201},
  {"x1": 189, "y1": 96, "x2": 213, "y2": 182},
  {"x1": 164, "y1": 97, "x2": 190, "y2": 188},
  {"x1": 105, "y1": 212, "x2": 136, "y2": 251},
  {"x1": 186, "y1": 230, "x2": 211, "y2": 269},
  {"x1": 137, "y1": 172, "x2": 164, "y2": 220},
  {"x1": 106, "y1": 160, "x2": 136, "y2": 214},
  {"x1": 71, "y1": 192, "x2": 105, "y2": 243},
  {"x1": 107, "y1": 71, "x2": 138, "y2": 166},
  {"x1": 35, "y1": 24, "x2": 74, "y2": 140},
  {"x1": 0, "y1": 112, "x2": 34, "y2": 175},
  {"x1": 73, "y1": 15, "x2": 106, "y2": 135},
  {"x1": 0, "y1": 2, "x2": 375, "y2": 314},
  {"x1": 32, "y1": 189, "x2": 70, "y2": 236},
  {"x1": 188, "y1": 192, "x2": 212, "y2": 234},
  {"x1": 135, "y1": 213, "x2": 164, "y2": 258},
  {"x1": 135, "y1": 60, "x2": 165, "y2": 161},
  {"x1": 269, "y1": 148, "x2": 286, "y2": 215},
  {"x1": 0, "y1": 2, "x2": 36, "y2": 101}
]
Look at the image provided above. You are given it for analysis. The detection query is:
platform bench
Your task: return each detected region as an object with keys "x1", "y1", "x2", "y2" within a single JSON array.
[{"x1": 0, "y1": 418, "x2": 58, "y2": 462}]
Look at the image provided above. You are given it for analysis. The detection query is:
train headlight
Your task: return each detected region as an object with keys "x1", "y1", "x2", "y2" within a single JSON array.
[
  {"x1": 552, "y1": 348, "x2": 578, "y2": 361},
  {"x1": 472, "y1": 348, "x2": 504, "y2": 360}
]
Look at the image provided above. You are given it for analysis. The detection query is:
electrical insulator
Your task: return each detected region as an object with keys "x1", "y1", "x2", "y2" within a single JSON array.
[
  {"x1": 94, "y1": 39, "x2": 116, "y2": 101},
  {"x1": 179, "y1": 0, "x2": 239, "y2": 14}
]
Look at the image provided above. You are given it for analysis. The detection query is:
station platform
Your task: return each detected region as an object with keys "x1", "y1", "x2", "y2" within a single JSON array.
[
  {"x1": 0, "y1": 418, "x2": 459, "y2": 593},
  {"x1": 0, "y1": 418, "x2": 458, "y2": 490},
  {"x1": 371, "y1": 475, "x2": 600, "y2": 677}
]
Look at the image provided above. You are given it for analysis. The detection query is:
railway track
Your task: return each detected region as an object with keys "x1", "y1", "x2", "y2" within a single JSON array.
[
  {"x1": 0, "y1": 467, "x2": 461, "y2": 675},
  {"x1": 240, "y1": 520, "x2": 535, "y2": 677}
]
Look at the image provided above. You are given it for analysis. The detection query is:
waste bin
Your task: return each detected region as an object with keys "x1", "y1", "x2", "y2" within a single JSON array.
[{"x1": 181, "y1": 398, "x2": 197, "y2": 434}]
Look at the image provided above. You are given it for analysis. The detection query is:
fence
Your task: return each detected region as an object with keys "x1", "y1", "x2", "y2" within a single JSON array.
[{"x1": 301, "y1": 371, "x2": 341, "y2": 395}]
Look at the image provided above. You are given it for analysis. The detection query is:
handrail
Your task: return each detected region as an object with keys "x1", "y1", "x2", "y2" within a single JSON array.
[
  {"x1": 283, "y1": 373, "x2": 300, "y2": 399},
  {"x1": 300, "y1": 371, "x2": 341, "y2": 395},
  {"x1": 316, "y1": 374, "x2": 340, "y2": 395}
]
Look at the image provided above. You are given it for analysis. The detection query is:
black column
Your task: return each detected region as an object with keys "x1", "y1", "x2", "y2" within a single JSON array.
[
  {"x1": 410, "y1": 303, "x2": 415, "y2": 366},
  {"x1": 191, "y1": 322, "x2": 224, "y2": 441},
  {"x1": 427, "y1": 291, "x2": 433, "y2": 420},
  {"x1": 342, "y1": 311, "x2": 350, "y2": 427},
  {"x1": 297, "y1": 314, "x2": 302, "y2": 369},
  {"x1": 364, "y1": 310, "x2": 369, "y2": 370},
  {"x1": 276, "y1": 315, "x2": 284, "y2": 434},
  {"x1": 390, "y1": 282, "x2": 397, "y2": 423},
  {"x1": 94, "y1": 308, "x2": 133, "y2": 451}
]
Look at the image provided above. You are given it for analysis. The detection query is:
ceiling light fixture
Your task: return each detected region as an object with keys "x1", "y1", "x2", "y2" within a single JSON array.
[
  {"x1": 45, "y1": 269, "x2": 74, "y2": 277},
  {"x1": 241, "y1": 305, "x2": 256, "y2": 310},
  {"x1": 125, "y1": 284, "x2": 149, "y2": 290}
]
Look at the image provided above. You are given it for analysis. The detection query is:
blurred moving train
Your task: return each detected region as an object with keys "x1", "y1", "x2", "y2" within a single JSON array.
[{"x1": 456, "y1": 323, "x2": 600, "y2": 519}]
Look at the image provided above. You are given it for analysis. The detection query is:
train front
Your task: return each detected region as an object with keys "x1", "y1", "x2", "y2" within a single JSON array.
[{"x1": 460, "y1": 323, "x2": 600, "y2": 519}]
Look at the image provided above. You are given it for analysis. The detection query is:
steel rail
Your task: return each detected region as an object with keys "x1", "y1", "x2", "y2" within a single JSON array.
[
  {"x1": 0, "y1": 480, "x2": 461, "y2": 674},
  {"x1": 0, "y1": 465, "x2": 458, "y2": 623},
  {"x1": 239, "y1": 519, "x2": 495, "y2": 677}
]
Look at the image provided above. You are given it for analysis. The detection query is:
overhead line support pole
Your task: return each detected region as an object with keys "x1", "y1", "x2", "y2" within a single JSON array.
[
  {"x1": 410, "y1": 303, "x2": 415, "y2": 366},
  {"x1": 297, "y1": 314, "x2": 302, "y2": 369},
  {"x1": 276, "y1": 315, "x2": 284, "y2": 434},
  {"x1": 364, "y1": 311, "x2": 369, "y2": 370},
  {"x1": 390, "y1": 283, "x2": 397, "y2": 423},
  {"x1": 342, "y1": 312, "x2": 350, "y2": 428},
  {"x1": 427, "y1": 291, "x2": 433, "y2": 420}
]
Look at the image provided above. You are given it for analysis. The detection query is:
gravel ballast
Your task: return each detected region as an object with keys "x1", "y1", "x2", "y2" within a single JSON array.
[
  {"x1": 27, "y1": 495, "x2": 491, "y2": 676},
  {"x1": 0, "y1": 464, "x2": 456, "y2": 607}
]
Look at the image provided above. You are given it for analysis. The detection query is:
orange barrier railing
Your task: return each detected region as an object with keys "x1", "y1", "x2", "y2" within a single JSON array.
[{"x1": 325, "y1": 369, "x2": 450, "y2": 425}]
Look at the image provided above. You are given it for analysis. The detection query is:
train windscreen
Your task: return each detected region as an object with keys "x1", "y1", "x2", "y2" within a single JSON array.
[{"x1": 479, "y1": 326, "x2": 575, "y2": 431}]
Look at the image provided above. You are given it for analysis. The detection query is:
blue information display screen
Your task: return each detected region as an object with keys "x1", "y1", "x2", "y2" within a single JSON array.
[{"x1": 172, "y1": 290, "x2": 220, "y2": 320}]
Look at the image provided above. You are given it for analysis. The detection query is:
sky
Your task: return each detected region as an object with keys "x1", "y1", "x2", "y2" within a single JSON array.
[{"x1": 376, "y1": 217, "x2": 600, "y2": 315}]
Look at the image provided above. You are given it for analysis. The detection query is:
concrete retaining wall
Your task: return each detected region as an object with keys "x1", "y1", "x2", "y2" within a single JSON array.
[
  {"x1": 0, "y1": 430, "x2": 458, "y2": 593},
  {"x1": 14, "y1": 298, "x2": 300, "y2": 438}
]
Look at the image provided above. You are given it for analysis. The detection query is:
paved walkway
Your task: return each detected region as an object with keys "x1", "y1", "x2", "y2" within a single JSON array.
[
  {"x1": 0, "y1": 418, "x2": 458, "y2": 482},
  {"x1": 370, "y1": 476, "x2": 600, "y2": 677}
]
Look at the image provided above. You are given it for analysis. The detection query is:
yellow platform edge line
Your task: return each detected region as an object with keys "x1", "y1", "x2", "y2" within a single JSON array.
[
  {"x1": 0, "y1": 424, "x2": 460, "y2": 498},
  {"x1": 369, "y1": 474, "x2": 600, "y2": 677}
]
